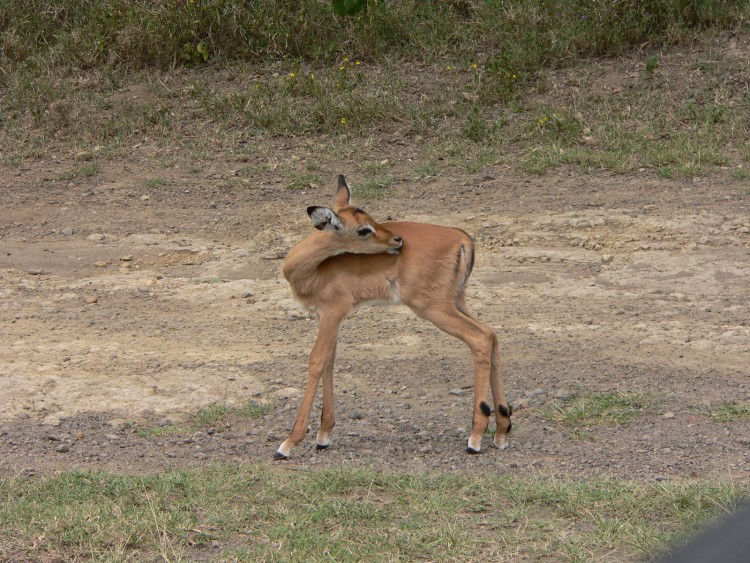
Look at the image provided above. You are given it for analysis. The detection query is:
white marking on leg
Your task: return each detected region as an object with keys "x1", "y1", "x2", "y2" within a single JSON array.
[
  {"x1": 494, "y1": 434, "x2": 509, "y2": 450},
  {"x1": 316, "y1": 430, "x2": 331, "y2": 448},
  {"x1": 467, "y1": 435, "x2": 482, "y2": 452},
  {"x1": 276, "y1": 439, "x2": 293, "y2": 458}
]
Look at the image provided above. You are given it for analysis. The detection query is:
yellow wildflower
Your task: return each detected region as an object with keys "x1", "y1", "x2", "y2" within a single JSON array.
[
  {"x1": 340, "y1": 117, "x2": 347, "y2": 124},
  {"x1": 288, "y1": 72, "x2": 295, "y2": 78}
]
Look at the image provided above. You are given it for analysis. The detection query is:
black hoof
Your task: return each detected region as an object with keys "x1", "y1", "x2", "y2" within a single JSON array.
[
  {"x1": 273, "y1": 451, "x2": 289, "y2": 460},
  {"x1": 315, "y1": 444, "x2": 329, "y2": 451},
  {"x1": 466, "y1": 447, "x2": 481, "y2": 455}
]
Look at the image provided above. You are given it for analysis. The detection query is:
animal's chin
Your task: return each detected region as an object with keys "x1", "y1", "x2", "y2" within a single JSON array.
[{"x1": 387, "y1": 248, "x2": 401, "y2": 255}]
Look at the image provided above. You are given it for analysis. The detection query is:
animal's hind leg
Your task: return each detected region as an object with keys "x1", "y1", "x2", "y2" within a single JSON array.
[
  {"x1": 458, "y1": 292, "x2": 511, "y2": 449},
  {"x1": 410, "y1": 301, "x2": 494, "y2": 453},
  {"x1": 489, "y1": 336, "x2": 511, "y2": 449}
]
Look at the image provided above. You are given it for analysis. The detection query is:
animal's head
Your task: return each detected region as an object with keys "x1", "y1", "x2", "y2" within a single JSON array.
[{"x1": 307, "y1": 175, "x2": 403, "y2": 255}]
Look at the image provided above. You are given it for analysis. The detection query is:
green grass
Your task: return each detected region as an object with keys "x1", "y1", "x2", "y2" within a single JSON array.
[
  {"x1": 288, "y1": 171, "x2": 322, "y2": 191},
  {"x1": 2, "y1": 1, "x2": 748, "y2": 179},
  {"x1": 142, "y1": 177, "x2": 168, "y2": 188},
  {"x1": 239, "y1": 400, "x2": 277, "y2": 419},
  {"x1": 135, "y1": 401, "x2": 276, "y2": 437},
  {"x1": 135, "y1": 425, "x2": 182, "y2": 438},
  {"x1": 354, "y1": 175, "x2": 396, "y2": 199},
  {"x1": 194, "y1": 404, "x2": 230, "y2": 426},
  {"x1": 57, "y1": 162, "x2": 101, "y2": 181},
  {"x1": 542, "y1": 392, "x2": 655, "y2": 429},
  {"x1": 0, "y1": 465, "x2": 746, "y2": 561},
  {"x1": 708, "y1": 402, "x2": 750, "y2": 422}
]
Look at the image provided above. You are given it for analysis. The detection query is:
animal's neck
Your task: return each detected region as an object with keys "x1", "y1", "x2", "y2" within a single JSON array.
[{"x1": 283, "y1": 231, "x2": 343, "y2": 297}]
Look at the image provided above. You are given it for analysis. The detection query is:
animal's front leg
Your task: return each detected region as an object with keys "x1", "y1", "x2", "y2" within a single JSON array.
[
  {"x1": 316, "y1": 358, "x2": 336, "y2": 450},
  {"x1": 275, "y1": 312, "x2": 342, "y2": 460}
]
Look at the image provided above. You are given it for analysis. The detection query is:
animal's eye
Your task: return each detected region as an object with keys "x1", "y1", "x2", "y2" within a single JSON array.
[{"x1": 357, "y1": 227, "x2": 373, "y2": 237}]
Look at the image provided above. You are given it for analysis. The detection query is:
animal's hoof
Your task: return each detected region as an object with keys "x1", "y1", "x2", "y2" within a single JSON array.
[
  {"x1": 315, "y1": 444, "x2": 329, "y2": 451},
  {"x1": 494, "y1": 437, "x2": 509, "y2": 450},
  {"x1": 466, "y1": 447, "x2": 481, "y2": 455},
  {"x1": 273, "y1": 451, "x2": 289, "y2": 460}
]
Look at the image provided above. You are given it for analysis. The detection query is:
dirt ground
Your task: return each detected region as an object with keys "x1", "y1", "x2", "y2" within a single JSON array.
[{"x1": 1, "y1": 145, "x2": 749, "y2": 482}]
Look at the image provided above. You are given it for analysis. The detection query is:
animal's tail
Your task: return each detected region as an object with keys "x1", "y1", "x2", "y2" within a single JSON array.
[{"x1": 456, "y1": 237, "x2": 475, "y2": 296}]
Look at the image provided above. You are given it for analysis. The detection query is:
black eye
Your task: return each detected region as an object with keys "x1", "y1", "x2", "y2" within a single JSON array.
[{"x1": 357, "y1": 227, "x2": 373, "y2": 237}]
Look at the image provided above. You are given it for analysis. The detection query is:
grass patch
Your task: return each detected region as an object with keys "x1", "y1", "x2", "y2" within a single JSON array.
[
  {"x1": 135, "y1": 400, "x2": 275, "y2": 436},
  {"x1": 57, "y1": 162, "x2": 101, "y2": 181},
  {"x1": 239, "y1": 400, "x2": 277, "y2": 419},
  {"x1": 134, "y1": 424, "x2": 182, "y2": 438},
  {"x1": 194, "y1": 404, "x2": 230, "y2": 426},
  {"x1": 143, "y1": 177, "x2": 168, "y2": 188},
  {"x1": 354, "y1": 175, "x2": 396, "y2": 199},
  {"x1": 0, "y1": 465, "x2": 746, "y2": 561},
  {"x1": 4, "y1": 1, "x2": 746, "y2": 71},
  {"x1": 542, "y1": 392, "x2": 655, "y2": 428},
  {"x1": 708, "y1": 402, "x2": 750, "y2": 422},
  {"x1": 1, "y1": 3, "x2": 748, "y2": 176},
  {"x1": 288, "y1": 171, "x2": 322, "y2": 191}
]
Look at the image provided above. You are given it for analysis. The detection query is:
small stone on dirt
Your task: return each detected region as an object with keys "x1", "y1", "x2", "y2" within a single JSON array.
[
  {"x1": 662, "y1": 411, "x2": 676, "y2": 419},
  {"x1": 120, "y1": 255, "x2": 133, "y2": 261},
  {"x1": 55, "y1": 444, "x2": 70, "y2": 453},
  {"x1": 525, "y1": 388, "x2": 546, "y2": 398},
  {"x1": 159, "y1": 417, "x2": 173, "y2": 427},
  {"x1": 94, "y1": 260, "x2": 108, "y2": 267},
  {"x1": 449, "y1": 388, "x2": 464, "y2": 396},
  {"x1": 553, "y1": 389, "x2": 572, "y2": 400},
  {"x1": 348, "y1": 411, "x2": 364, "y2": 420},
  {"x1": 514, "y1": 398, "x2": 529, "y2": 410},
  {"x1": 85, "y1": 295, "x2": 98, "y2": 304}
]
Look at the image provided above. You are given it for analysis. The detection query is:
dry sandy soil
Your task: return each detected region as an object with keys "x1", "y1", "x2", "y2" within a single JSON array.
[{"x1": 1, "y1": 149, "x2": 749, "y2": 481}]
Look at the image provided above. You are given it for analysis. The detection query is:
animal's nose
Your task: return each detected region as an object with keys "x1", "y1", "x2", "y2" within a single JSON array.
[{"x1": 393, "y1": 236, "x2": 402, "y2": 244}]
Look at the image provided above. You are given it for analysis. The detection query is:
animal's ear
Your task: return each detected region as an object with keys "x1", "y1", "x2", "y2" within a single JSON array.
[
  {"x1": 333, "y1": 174, "x2": 352, "y2": 211},
  {"x1": 307, "y1": 206, "x2": 343, "y2": 232}
]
